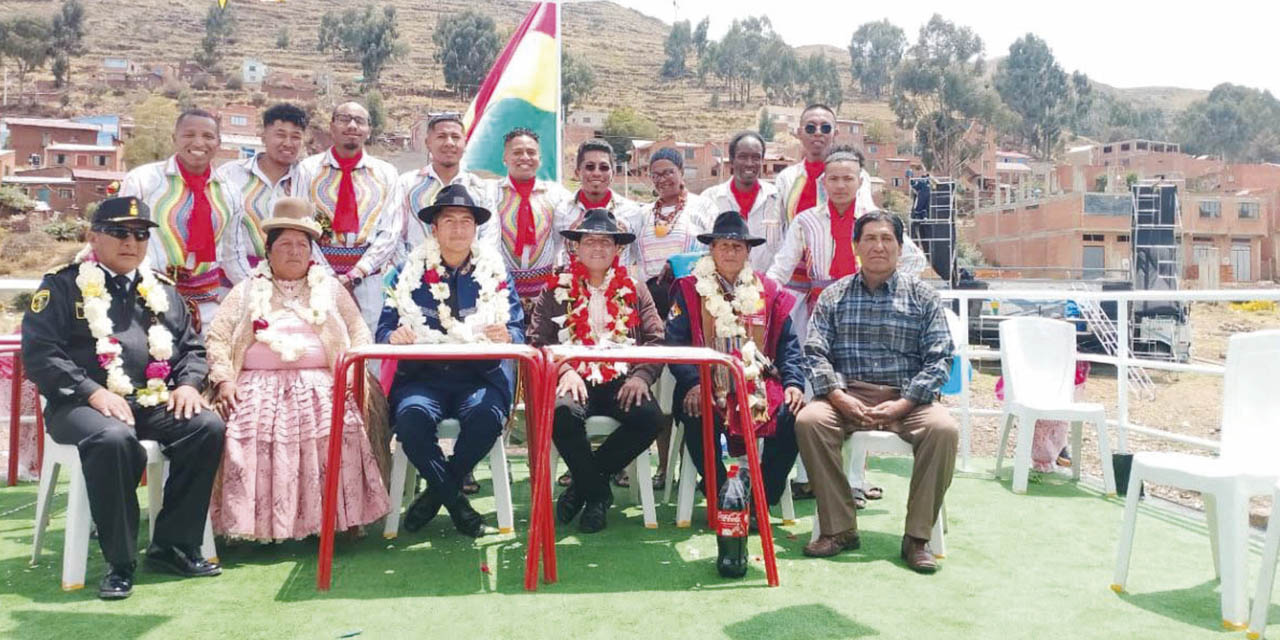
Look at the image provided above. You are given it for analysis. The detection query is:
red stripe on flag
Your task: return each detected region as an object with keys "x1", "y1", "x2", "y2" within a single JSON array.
[{"x1": 465, "y1": 2, "x2": 557, "y2": 144}]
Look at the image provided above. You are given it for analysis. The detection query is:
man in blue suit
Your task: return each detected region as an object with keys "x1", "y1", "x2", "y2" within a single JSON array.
[{"x1": 378, "y1": 184, "x2": 524, "y2": 537}]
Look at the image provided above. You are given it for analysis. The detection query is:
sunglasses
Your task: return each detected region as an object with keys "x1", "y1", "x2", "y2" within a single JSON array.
[
  {"x1": 804, "y1": 123, "x2": 834, "y2": 135},
  {"x1": 98, "y1": 227, "x2": 151, "y2": 241}
]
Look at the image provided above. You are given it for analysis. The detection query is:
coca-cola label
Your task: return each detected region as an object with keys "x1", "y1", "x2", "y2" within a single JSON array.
[{"x1": 717, "y1": 509, "x2": 749, "y2": 538}]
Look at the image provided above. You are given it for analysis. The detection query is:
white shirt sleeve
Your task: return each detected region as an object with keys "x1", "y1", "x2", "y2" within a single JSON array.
[
  {"x1": 353, "y1": 163, "x2": 406, "y2": 279},
  {"x1": 218, "y1": 193, "x2": 251, "y2": 283},
  {"x1": 767, "y1": 218, "x2": 805, "y2": 285}
]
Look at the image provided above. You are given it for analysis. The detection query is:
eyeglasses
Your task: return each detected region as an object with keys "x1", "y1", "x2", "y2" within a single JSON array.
[
  {"x1": 333, "y1": 114, "x2": 369, "y2": 127},
  {"x1": 651, "y1": 168, "x2": 679, "y2": 180},
  {"x1": 98, "y1": 227, "x2": 150, "y2": 241},
  {"x1": 804, "y1": 123, "x2": 834, "y2": 135},
  {"x1": 580, "y1": 162, "x2": 612, "y2": 173}
]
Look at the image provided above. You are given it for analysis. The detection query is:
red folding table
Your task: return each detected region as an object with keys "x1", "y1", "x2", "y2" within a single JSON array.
[
  {"x1": 526, "y1": 345, "x2": 780, "y2": 590},
  {"x1": 315, "y1": 342, "x2": 546, "y2": 591}
]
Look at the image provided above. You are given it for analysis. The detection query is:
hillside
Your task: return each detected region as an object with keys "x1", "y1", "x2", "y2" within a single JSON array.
[{"x1": 0, "y1": 0, "x2": 780, "y2": 142}]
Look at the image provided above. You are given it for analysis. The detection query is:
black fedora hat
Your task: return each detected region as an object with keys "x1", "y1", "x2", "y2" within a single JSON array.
[
  {"x1": 697, "y1": 211, "x2": 765, "y2": 247},
  {"x1": 417, "y1": 184, "x2": 492, "y2": 225},
  {"x1": 560, "y1": 208, "x2": 636, "y2": 245},
  {"x1": 92, "y1": 196, "x2": 158, "y2": 228}
]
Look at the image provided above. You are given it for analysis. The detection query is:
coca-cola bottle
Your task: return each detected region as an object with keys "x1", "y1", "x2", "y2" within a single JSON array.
[{"x1": 716, "y1": 465, "x2": 749, "y2": 578}]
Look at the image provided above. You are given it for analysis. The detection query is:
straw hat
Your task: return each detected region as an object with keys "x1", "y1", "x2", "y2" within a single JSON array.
[{"x1": 261, "y1": 197, "x2": 323, "y2": 240}]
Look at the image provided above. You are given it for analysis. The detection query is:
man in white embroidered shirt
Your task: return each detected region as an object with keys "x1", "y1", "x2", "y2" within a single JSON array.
[{"x1": 294, "y1": 101, "x2": 406, "y2": 331}]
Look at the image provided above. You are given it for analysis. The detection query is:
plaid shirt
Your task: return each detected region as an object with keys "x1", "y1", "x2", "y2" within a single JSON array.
[{"x1": 804, "y1": 270, "x2": 953, "y2": 405}]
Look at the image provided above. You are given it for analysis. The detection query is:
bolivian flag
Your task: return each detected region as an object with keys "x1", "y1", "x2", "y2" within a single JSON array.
[{"x1": 461, "y1": 2, "x2": 560, "y2": 182}]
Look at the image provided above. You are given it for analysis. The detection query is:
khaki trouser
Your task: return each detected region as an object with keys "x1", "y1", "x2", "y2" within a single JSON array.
[{"x1": 795, "y1": 381, "x2": 958, "y2": 540}]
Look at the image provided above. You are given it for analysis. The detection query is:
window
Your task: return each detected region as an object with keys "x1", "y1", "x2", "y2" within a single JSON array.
[
  {"x1": 1120, "y1": 143, "x2": 1131, "y2": 151},
  {"x1": 230, "y1": 115, "x2": 248, "y2": 127},
  {"x1": 76, "y1": 155, "x2": 88, "y2": 167},
  {"x1": 55, "y1": 154, "x2": 67, "y2": 165},
  {"x1": 96, "y1": 155, "x2": 108, "y2": 167},
  {"x1": 684, "y1": 148, "x2": 695, "y2": 161},
  {"x1": 1199, "y1": 200, "x2": 1221, "y2": 218},
  {"x1": 892, "y1": 177, "x2": 901, "y2": 187},
  {"x1": 1117, "y1": 234, "x2": 1131, "y2": 243},
  {"x1": 58, "y1": 188, "x2": 73, "y2": 200},
  {"x1": 581, "y1": 117, "x2": 591, "y2": 124},
  {"x1": 1102, "y1": 145, "x2": 1113, "y2": 154},
  {"x1": 1082, "y1": 233, "x2": 1105, "y2": 242},
  {"x1": 1136, "y1": 141, "x2": 1148, "y2": 151},
  {"x1": 1239, "y1": 202, "x2": 1260, "y2": 219},
  {"x1": 869, "y1": 144, "x2": 878, "y2": 154}
]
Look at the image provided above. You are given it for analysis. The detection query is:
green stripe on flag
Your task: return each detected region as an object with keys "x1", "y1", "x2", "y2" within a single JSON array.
[{"x1": 463, "y1": 98, "x2": 558, "y2": 182}]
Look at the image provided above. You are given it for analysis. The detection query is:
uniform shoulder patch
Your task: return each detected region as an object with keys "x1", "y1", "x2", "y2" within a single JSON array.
[
  {"x1": 30, "y1": 289, "x2": 50, "y2": 313},
  {"x1": 44, "y1": 262, "x2": 74, "y2": 276}
]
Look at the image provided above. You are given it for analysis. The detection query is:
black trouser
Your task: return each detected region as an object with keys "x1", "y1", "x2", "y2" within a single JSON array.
[
  {"x1": 673, "y1": 383, "x2": 798, "y2": 506},
  {"x1": 552, "y1": 378, "x2": 661, "y2": 501},
  {"x1": 45, "y1": 400, "x2": 226, "y2": 568}
]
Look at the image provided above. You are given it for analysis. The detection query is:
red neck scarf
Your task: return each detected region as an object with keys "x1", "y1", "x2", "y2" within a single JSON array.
[
  {"x1": 828, "y1": 200, "x2": 858, "y2": 279},
  {"x1": 332, "y1": 148, "x2": 363, "y2": 234},
  {"x1": 796, "y1": 160, "x2": 825, "y2": 213},
  {"x1": 177, "y1": 161, "x2": 216, "y2": 264},
  {"x1": 511, "y1": 177, "x2": 538, "y2": 255},
  {"x1": 730, "y1": 180, "x2": 760, "y2": 219},
  {"x1": 576, "y1": 189, "x2": 612, "y2": 210}
]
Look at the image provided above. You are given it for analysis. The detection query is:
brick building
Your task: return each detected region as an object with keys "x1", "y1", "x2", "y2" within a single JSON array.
[
  {"x1": 2, "y1": 118, "x2": 104, "y2": 170},
  {"x1": 44, "y1": 143, "x2": 125, "y2": 172}
]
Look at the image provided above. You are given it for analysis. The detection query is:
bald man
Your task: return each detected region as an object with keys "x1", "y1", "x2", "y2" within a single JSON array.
[{"x1": 293, "y1": 101, "x2": 406, "y2": 331}]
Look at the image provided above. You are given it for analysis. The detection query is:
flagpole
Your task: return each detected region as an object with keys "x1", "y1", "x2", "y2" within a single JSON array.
[{"x1": 554, "y1": 0, "x2": 564, "y2": 186}]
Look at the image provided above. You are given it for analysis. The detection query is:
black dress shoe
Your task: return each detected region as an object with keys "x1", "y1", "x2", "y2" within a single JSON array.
[
  {"x1": 578, "y1": 495, "x2": 612, "y2": 534},
  {"x1": 403, "y1": 486, "x2": 448, "y2": 533},
  {"x1": 98, "y1": 563, "x2": 134, "y2": 600},
  {"x1": 446, "y1": 494, "x2": 487, "y2": 538},
  {"x1": 145, "y1": 544, "x2": 222, "y2": 578},
  {"x1": 556, "y1": 483, "x2": 586, "y2": 525}
]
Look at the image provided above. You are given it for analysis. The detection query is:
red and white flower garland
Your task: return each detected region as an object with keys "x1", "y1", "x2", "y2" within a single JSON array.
[
  {"x1": 553, "y1": 256, "x2": 639, "y2": 384},
  {"x1": 74, "y1": 247, "x2": 174, "y2": 407}
]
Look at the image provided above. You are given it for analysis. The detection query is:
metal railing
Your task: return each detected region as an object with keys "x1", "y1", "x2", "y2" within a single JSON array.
[{"x1": 940, "y1": 287, "x2": 1280, "y2": 471}]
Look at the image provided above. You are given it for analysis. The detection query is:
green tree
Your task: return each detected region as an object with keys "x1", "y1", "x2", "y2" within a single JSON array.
[
  {"x1": 661, "y1": 19, "x2": 692, "y2": 79},
  {"x1": 432, "y1": 9, "x2": 499, "y2": 98},
  {"x1": 848, "y1": 19, "x2": 906, "y2": 99},
  {"x1": 193, "y1": 2, "x2": 235, "y2": 72},
  {"x1": 692, "y1": 17, "x2": 710, "y2": 61},
  {"x1": 365, "y1": 89, "x2": 386, "y2": 138},
  {"x1": 561, "y1": 50, "x2": 596, "y2": 113},
  {"x1": 758, "y1": 109, "x2": 775, "y2": 142},
  {"x1": 276, "y1": 26, "x2": 290, "y2": 50},
  {"x1": 994, "y1": 34, "x2": 1070, "y2": 159},
  {"x1": 50, "y1": 0, "x2": 87, "y2": 88},
  {"x1": 759, "y1": 35, "x2": 799, "y2": 103},
  {"x1": 316, "y1": 5, "x2": 407, "y2": 87},
  {"x1": 602, "y1": 107, "x2": 658, "y2": 169},
  {"x1": 0, "y1": 17, "x2": 52, "y2": 103},
  {"x1": 124, "y1": 96, "x2": 179, "y2": 168},
  {"x1": 801, "y1": 52, "x2": 843, "y2": 110},
  {"x1": 889, "y1": 14, "x2": 994, "y2": 177},
  {"x1": 1177, "y1": 83, "x2": 1280, "y2": 162}
]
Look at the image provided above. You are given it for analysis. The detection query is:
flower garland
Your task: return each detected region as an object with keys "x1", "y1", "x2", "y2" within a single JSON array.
[
  {"x1": 552, "y1": 255, "x2": 639, "y2": 384},
  {"x1": 247, "y1": 260, "x2": 336, "y2": 362},
  {"x1": 692, "y1": 255, "x2": 770, "y2": 423},
  {"x1": 74, "y1": 246, "x2": 175, "y2": 407},
  {"x1": 385, "y1": 235, "x2": 510, "y2": 343}
]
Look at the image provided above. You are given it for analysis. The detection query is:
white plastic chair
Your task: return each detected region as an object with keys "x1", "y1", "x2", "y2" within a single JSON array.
[
  {"x1": 383, "y1": 418, "x2": 514, "y2": 537},
  {"x1": 549, "y1": 416, "x2": 657, "y2": 529},
  {"x1": 996, "y1": 317, "x2": 1116, "y2": 495},
  {"x1": 673, "y1": 433, "x2": 796, "y2": 528},
  {"x1": 1248, "y1": 481, "x2": 1280, "y2": 639},
  {"x1": 808, "y1": 432, "x2": 947, "y2": 556},
  {"x1": 31, "y1": 434, "x2": 217, "y2": 591},
  {"x1": 1114, "y1": 329, "x2": 1280, "y2": 631}
]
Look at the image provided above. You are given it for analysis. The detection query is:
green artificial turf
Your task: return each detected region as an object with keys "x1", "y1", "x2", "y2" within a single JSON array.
[{"x1": 1, "y1": 457, "x2": 1274, "y2": 639}]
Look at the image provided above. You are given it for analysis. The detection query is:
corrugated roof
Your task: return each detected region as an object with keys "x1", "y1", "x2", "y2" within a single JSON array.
[
  {"x1": 45, "y1": 143, "x2": 117, "y2": 152},
  {"x1": 2, "y1": 117, "x2": 101, "y2": 131}
]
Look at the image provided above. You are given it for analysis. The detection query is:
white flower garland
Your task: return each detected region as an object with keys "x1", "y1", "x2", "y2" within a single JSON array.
[
  {"x1": 74, "y1": 246, "x2": 175, "y2": 407},
  {"x1": 384, "y1": 235, "x2": 510, "y2": 343},
  {"x1": 551, "y1": 258, "x2": 637, "y2": 384},
  {"x1": 692, "y1": 255, "x2": 769, "y2": 419},
  {"x1": 248, "y1": 260, "x2": 336, "y2": 362}
]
